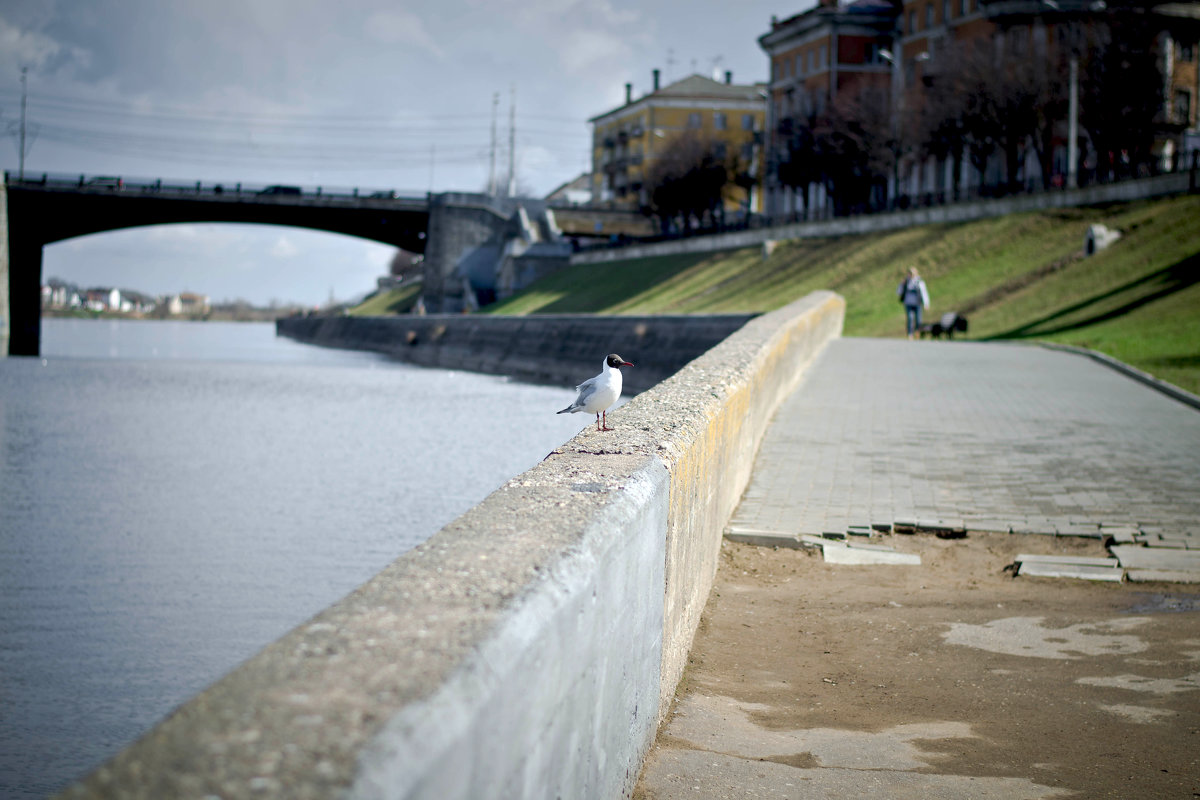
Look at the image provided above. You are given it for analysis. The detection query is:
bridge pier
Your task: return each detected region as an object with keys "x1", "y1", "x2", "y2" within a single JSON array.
[{"x1": 1, "y1": 182, "x2": 43, "y2": 356}]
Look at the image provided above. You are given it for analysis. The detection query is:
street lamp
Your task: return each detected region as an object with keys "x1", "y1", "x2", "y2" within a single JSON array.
[{"x1": 1042, "y1": 0, "x2": 1106, "y2": 188}]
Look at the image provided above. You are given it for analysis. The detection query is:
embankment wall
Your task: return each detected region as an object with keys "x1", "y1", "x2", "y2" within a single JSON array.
[
  {"x1": 572, "y1": 169, "x2": 1196, "y2": 265},
  {"x1": 65, "y1": 291, "x2": 845, "y2": 800},
  {"x1": 276, "y1": 313, "x2": 757, "y2": 393}
]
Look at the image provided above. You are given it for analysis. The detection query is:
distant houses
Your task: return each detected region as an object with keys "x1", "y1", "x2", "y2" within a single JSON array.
[{"x1": 41, "y1": 278, "x2": 209, "y2": 317}]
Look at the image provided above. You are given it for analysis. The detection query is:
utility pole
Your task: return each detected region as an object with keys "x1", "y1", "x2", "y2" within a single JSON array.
[
  {"x1": 507, "y1": 84, "x2": 516, "y2": 198},
  {"x1": 1067, "y1": 54, "x2": 1079, "y2": 189},
  {"x1": 19, "y1": 67, "x2": 28, "y2": 180},
  {"x1": 488, "y1": 92, "x2": 499, "y2": 196}
]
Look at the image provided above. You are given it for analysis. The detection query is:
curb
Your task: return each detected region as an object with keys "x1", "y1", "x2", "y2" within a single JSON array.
[{"x1": 1037, "y1": 342, "x2": 1200, "y2": 412}]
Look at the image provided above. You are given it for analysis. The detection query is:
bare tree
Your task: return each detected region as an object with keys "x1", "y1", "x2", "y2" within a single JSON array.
[{"x1": 643, "y1": 130, "x2": 744, "y2": 233}]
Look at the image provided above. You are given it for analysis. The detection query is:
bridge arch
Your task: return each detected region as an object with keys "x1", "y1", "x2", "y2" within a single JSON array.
[{"x1": 3, "y1": 176, "x2": 430, "y2": 355}]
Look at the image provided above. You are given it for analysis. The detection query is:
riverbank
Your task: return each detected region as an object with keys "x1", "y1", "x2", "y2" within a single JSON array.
[
  {"x1": 476, "y1": 194, "x2": 1200, "y2": 395},
  {"x1": 275, "y1": 312, "x2": 758, "y2": 393}
]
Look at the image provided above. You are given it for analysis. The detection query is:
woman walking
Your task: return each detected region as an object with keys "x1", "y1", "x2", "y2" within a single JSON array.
[{"x1": 897, "y1": 267, "x2": 930, "y2": 340}]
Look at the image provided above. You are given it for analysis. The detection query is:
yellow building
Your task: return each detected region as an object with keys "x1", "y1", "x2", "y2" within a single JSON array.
[{"x1": 589, "y1": 71, "x2": 767, "y2": 215}]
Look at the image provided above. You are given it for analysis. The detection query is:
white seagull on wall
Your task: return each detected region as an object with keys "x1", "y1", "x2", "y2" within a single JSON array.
[{"x1": 557, "y1": 353, "x2": 634, "y2": 431}]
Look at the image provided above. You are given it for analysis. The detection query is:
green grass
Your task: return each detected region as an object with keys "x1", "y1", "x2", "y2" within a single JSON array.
[
  {"x1": 481, "y1": 195, "x2": 1200, "y2": 394},
  {"x1": 348, "y1": 282, "x2": 423, "y2": 316}
]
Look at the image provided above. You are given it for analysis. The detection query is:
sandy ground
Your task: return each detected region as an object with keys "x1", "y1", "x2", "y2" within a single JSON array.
[{"x1": 636, "y1": 532, "x2": 1200, "y2": 799}]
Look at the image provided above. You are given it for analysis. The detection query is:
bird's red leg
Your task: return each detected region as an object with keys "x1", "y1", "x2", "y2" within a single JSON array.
[
  {"x1": 595, "y1": 413, "x2": 601, "y2": 431},
  {"x1": 601, "y1": 410, "x2": 613, "y2": 432}
]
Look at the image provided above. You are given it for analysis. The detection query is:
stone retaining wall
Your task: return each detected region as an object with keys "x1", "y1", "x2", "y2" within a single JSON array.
[
  {"x1": 64, "y1": 291, "x2": 845, "y2": 800},
  {"x1": 276, "y1": 313, "x2": 758, "y2": 394}
]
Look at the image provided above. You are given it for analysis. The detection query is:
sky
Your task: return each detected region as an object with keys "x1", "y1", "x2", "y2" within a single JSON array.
[{"x1": 1, "y1": 0, "x2": 815, "y2": 307}]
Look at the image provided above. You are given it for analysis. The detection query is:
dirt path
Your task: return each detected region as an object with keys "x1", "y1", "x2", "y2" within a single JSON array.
[{"x1": 636, "y1": 533, "x2": 1200, "y2": 799}]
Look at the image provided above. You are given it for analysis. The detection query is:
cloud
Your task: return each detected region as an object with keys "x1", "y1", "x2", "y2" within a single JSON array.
[
  {"x1": 0, "y1": 12, "x2": 82, "y2": 74},
  {"x1": 363, "y1": 10, "x2": 444, "y2": 59}
]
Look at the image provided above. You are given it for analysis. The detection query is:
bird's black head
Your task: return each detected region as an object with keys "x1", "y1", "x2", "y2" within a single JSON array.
[{"x1": 607, "y1": 353, "x2": 634, "y2": 369}]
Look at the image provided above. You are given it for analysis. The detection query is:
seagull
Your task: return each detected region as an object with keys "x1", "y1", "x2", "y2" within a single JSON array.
[{"x1": 557, "y1": 353, "x2": 634, "y2": 431}]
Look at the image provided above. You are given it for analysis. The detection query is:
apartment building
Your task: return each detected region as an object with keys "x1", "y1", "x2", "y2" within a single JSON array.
[
  {"x1": 589, "y1": 72, "x2": 767, "y2": 214},
  {"x1": 759, "y1": 0, "x2": 899, "y2": 217},
  {"x1": 760, "y1": 0, "x2": 1200, "y2": 218}
]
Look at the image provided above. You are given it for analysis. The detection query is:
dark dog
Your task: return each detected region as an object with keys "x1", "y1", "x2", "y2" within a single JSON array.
[{"x1": 919, "y1": 312, "x2": 969, "y2": 340}]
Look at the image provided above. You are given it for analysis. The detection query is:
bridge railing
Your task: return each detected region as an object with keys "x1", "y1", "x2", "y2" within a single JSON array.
[{"x1": 4, "y1": 171, "x2": 428, "y2": 206}]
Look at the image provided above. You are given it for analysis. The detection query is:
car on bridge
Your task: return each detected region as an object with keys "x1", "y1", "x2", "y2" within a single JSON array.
[
  {"x1": 85, "y1": 176, "x2": 123, "y2": 190},
  {"x1": 258, "y1": 185, "x2": 302, "y2": 196}
]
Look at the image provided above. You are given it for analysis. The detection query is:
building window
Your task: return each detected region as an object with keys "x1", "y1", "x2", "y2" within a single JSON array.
[
  {"x1": 1179, "y1": 42, "x2": 1196, "y2": 62},
  {"x1": 742, "y1": 114, "x2": 755, "y2": 131},
  {"x1": 925, "y1": 4, "x2": 934, "y2": 28},
  {"x1": 1008, "y1": 27, "x2": 1027, "y2": 57},
  {"x1": 714, "y1": 112, "x2": 727, "y2": 130},
  {"x1": 714, "y1": 142, "x2": 727, "y2": 160},
  {"x1": 943, "y1": 0, "x2": 951, "y2": 22},
  {"x1": 909, "y1": 9, "x2": 917, "y2": 33},
  {"x1": 820, "y1": 44, "x2": 828, "y2": 67},
  {"x1": 961, "y1": 0, "x2": 969, "y2": 14},
  {"x1": 796, "y1": 53, "x2": 803, "y2": 75},
  {"x1": 1175, "y1": 89, "x2": 1192, "y2": 125},
  {"x1": 807, "y1": 50, "x2": 814, "y2": 72},
  {"x1": 687, "y1": 112, "x2": 702, "y2": 128}
]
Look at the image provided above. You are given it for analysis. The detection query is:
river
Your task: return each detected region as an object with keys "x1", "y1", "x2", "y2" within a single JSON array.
[{"x1": 0, "y1": 318, "x2": 590, "y2": 798}]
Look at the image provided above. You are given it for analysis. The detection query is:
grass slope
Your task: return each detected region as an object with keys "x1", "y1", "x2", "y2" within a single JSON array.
[
  {"x1": 484, "y1": 195, "x2": 1200, "y2": 394},
  {"x1": 348, "y1": 282, "x2": 422, "y2": 316}
]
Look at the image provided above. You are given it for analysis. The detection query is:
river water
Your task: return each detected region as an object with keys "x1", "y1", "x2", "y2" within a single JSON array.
[{"x1": 0, "y1": 319, "x2": 590, "y2": 798}]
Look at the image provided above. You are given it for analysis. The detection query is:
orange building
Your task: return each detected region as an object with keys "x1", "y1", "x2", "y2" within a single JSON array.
[
  {"x1": 760, "y1": 0, "x2": 1200, "y2": 218},
  {"x1": 588, "y1": 72, "x2": 767, "y2": 215},
  {"x1": 759, "y1": 0, "x2": 899, "y2": 217}
]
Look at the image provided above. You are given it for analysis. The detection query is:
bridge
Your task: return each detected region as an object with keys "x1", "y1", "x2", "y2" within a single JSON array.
[
  {"x1": 0, "y1": 173, "x2": 432, "y2": 356},
  {"x1": 0, "y1": 172, "x2": 655, "y2": 356}
]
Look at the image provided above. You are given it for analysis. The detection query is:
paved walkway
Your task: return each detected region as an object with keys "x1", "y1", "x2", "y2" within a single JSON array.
[
  {"x1": 636, "y1": 339, "x2": 1200, "y2": 799},
  {"x1": 730, "y1": 338, "x2": 1200, "y2": 541}
]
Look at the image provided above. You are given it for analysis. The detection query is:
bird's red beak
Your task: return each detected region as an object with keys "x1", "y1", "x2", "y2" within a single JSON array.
[{"x1": 621, "y1": 360, "x2": 634, "y2": 367}]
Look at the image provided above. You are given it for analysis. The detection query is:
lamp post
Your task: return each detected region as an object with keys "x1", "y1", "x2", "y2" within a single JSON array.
[
  {"x1": 1042, "y1": 0, "x2": 1106, "y2": 188},
  {"x1": 880, "y1": 49, "x2": 900, "y2": 207}
]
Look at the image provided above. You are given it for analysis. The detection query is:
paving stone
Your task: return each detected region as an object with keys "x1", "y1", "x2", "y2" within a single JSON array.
[
  {"x1": 1018, "y1": 562, "x2": 1126, "y2": 581},
  {"x1": 964, "y1": 519, "x2": 1013, "y2": 533},
  {"x1": 726, "y1": 339, "x2": 1200, "y2": 583},
  {"x1": 1126, "y1": 569, "x2": 1200, "y2": 584},
  {"x1": 1111, "y1": 546, "x2": 1200, "y2": 570},
  {"x1": 1016, "y1": 554, "x2": 1121, "y2": 567},
  {"x1": 724, "y1": 527, "x2": 803, "y2": 549}
]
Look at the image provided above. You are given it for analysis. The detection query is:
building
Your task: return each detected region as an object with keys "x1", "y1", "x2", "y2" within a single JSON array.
[
  {"x1": 167, "y1": 292, "x2": 211, "y2": 316},
  {"x1": 589, "y1": 72, "x2": 767, "y2": 215},
  {"x1": 759, "y1": 0, "x2": 1200, "y2": 218},
  {"x1": 545, "y1": 173, "x2": 593, "y2": 207},
  {"x1": 760, "y1": 0, "x2": 900, "y2": 218}
]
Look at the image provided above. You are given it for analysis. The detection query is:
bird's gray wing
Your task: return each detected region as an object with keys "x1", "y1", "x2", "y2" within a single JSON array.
[{"x1": 571, "y1": 375, "x2": 601, "y2": 407}]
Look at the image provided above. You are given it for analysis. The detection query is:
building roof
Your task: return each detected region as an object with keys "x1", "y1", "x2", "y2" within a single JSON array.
[
  {"x1": 589, "y1": 74, "x2": 767, "y2": 124},
  {"x1": 760, "y1": 0, "x2": 899, "y2": 49}
]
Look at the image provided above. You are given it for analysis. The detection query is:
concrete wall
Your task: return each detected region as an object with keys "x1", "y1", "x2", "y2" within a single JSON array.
[
  {"x1": 421, "y1": 195, "x2": 512, "y2": 309},
  {"x1": 573, "y1": 169, "x2": 1196, "y2": 266},
  {"x1": 276, "y1": 313, "x2": 758, "y2": 394},
  {"x1": 63, "y1": 291, "x2": 845, "y2": 800}
]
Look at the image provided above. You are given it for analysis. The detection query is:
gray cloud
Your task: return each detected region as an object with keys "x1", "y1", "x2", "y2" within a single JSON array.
[{"x1": 4, "y1": 0, "x2": 801, "y2": 306}]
